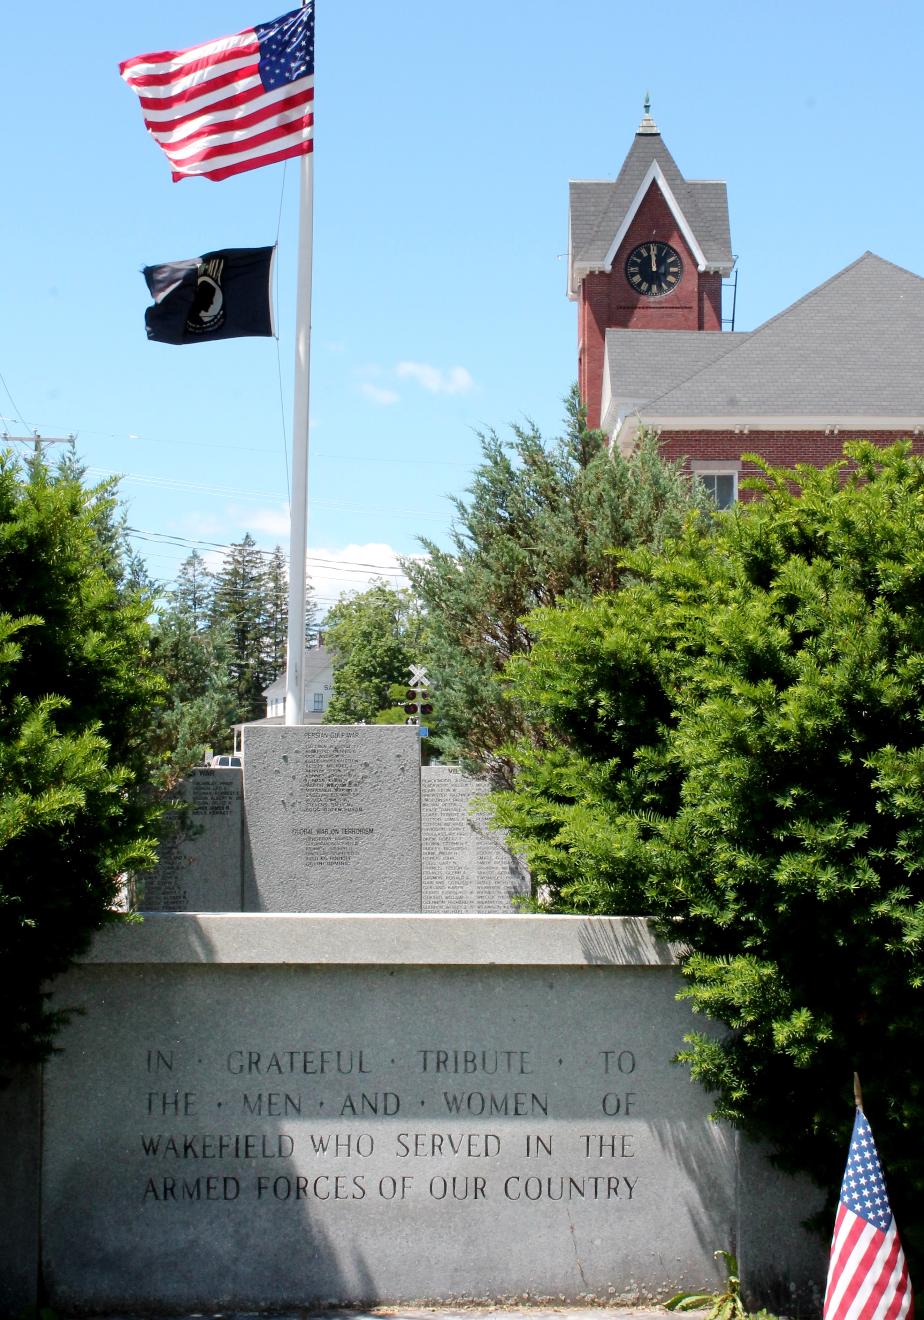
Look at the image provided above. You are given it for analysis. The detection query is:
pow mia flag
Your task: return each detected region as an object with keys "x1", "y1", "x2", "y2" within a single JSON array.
[{"x1": 142, "y1": 246, "x2": 275, "y2": 344}]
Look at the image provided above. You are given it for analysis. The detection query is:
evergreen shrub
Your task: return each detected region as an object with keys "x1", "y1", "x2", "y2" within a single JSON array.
[{"x1": 493, "y1": 443, "x2": 924, "y2": 1266}]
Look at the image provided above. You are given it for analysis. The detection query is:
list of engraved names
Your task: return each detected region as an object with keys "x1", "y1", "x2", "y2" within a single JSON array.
[{"x1": 292, "y1": 731, "x2": 373, "y2": 866}]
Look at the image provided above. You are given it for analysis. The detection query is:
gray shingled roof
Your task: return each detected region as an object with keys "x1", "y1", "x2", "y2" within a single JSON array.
[
  {"x1": 605, "y1": 328, "x2": 749, "y2": 407},
  {"x1": 569, "y1": 128, "x2": 734, "y2": 289},
  {"x1": 632, "y1": 253, "x2": 924, "y2": 419}
]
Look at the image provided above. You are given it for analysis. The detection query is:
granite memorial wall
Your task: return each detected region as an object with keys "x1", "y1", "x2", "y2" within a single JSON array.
[
  {"x1": 139, "y1": 731, "x2": 528, "y2": 915},
  {"x1": 2, "y1": 914, "x2": 826, "y2": 1314}
]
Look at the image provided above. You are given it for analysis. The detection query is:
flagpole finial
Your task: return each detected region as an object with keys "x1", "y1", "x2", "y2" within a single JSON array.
[{"x1": 853, "y1": 1072, "x2": 864, "y2": 1112}]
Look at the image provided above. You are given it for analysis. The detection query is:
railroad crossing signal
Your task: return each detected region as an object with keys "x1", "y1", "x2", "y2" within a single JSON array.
[{"x1": 403, "y1": 664, "x2": 433, "y2": 729}]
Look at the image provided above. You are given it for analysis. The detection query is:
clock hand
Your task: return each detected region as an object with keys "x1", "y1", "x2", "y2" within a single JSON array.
[{"x1": 650, "y1": 244, "x2": 656, "y2": 271}]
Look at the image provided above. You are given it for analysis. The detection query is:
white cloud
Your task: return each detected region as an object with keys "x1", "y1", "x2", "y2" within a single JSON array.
[
  {"x1": 202, "y1": 549, "x2": 226, "y2": 574},
  {"x1": 356, "y1": 361, "x2": 476, "y2": 405},
  {"x1": 235, "y1": 505, "x2": 290, "y2": 538},
  {"x1": 359, "y1": 381, "x2": 400, "y2": 406},
  {"x1": 178, "y1": 511, "x2": 410, "y2": 613},
  {"x1": 395, "y1": 361, "x2": 475, "y2": 395},
  {"x1": 307, "y1": 542, "x2": 409, "y2": 614}
]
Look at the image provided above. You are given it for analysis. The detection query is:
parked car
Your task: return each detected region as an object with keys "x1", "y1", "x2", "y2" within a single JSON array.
[{"x1": 208, "y1": 753, "x2": 242, "y2": 769}]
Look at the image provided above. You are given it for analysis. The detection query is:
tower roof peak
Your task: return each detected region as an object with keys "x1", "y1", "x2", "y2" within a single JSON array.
[{"x1": 637, "y1": 92, "x2": 659, "y2": 135}]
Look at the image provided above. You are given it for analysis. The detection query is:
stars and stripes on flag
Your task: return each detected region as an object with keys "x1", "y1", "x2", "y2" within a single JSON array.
[
  {"x1": 119, "y1": 6, "x2": 314, "y2": 182},
  {"x1": 823, "y1": 1109, "x2": 913, "y2": 1320}
]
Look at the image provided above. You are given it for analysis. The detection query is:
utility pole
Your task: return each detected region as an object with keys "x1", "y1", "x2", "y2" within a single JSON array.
[{"x1": 2, "y1": 432, "x2": 76, "y2": 459}]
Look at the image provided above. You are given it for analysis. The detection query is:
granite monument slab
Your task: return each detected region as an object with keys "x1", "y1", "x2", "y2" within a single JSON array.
[
  {"x1": 139, "y1": 768, "x2": 243, "y2": 912},
  {"x1": 242, "y1": 725, "x2": 422, "y2": 911},
  {"x1": 422, "y1": 765, "x2": 529, "y2": 913}
]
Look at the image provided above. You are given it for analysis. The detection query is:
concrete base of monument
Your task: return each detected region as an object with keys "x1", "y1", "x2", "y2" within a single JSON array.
[{"x1": 1, "y1": 915, "x2": 827, "y2": 1314}]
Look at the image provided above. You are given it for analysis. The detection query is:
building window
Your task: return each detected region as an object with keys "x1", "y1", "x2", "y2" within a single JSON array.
[
  {"x1": 698, "y1": 471, "x2": 737, "y2": 508},
  {"x1": 691, "y1": 461, "x2": 740, "y2": 510},
  {"x1": 312, "y1": 692, "x2": 324, "y2": 712}
]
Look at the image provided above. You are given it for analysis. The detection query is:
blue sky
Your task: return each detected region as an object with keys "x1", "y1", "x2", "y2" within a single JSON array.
[{"x1": 2, "y1": 0, "x2": 922, "y2": 617}]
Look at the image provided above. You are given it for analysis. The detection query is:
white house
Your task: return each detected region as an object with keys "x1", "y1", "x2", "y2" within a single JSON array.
[
  {"x1": 231, "y1": 644, "x2": 335, "y2": 752},
  {"x1": 261, "y1": 644, "x2": 334, "y2": 723}
]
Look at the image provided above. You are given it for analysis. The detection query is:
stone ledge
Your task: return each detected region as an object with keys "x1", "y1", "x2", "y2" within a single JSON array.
[
  {"x1": 78, "y1": 1312, "x2": 694, "y2": 1320},
  {"x1": 81, "y1": 913, "x2": 678, "y2": 967}
]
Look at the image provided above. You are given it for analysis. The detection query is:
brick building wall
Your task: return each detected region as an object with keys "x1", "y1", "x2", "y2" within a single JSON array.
[
  {"x1": 657, "y1": 429, "x2": 924, "y2": 498},
  {"x1": 578, "y1": 183, "x2": 723, "y2": 428}
]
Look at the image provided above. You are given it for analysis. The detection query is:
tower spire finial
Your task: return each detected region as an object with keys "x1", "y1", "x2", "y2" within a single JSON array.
[{"x1": 637, "y1": 92, "x2": 659, "y2": 135}]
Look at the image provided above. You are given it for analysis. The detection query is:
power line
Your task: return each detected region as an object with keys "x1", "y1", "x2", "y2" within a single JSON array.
[
  {"x1": 9, "y1": 421, "x2": 473, "y2": 466},
  {"x1": 0, "y1": 373, "x2": 33, "y2": 435},
  {"x1": 88, "y1": 467, "x2": 284, "y2": 503},
  {"x1": 89, "y1": 465, "x2": 448, "y2": 521},
  {"x1": 126, "y1": 525, "x2": 412, "y2": 576}
]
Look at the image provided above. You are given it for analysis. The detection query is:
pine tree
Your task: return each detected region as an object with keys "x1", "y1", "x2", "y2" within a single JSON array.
[
  {"x1": 304, "y1": 572, "x2": 318, "y2": 650},
  {"x1": 149, "y1": 578, "x2": 236, "y2": 781},
  {"x1": 209, "y1": 533, "x2": 270, "y2": 722},
  {"x1": 173, "y1": 549, "x2": 214, "y2": 628},
  {"x1": 261, "y1": 544, "x2": 318, "y2": 685},
  {"x1": 264, "y1": 545, "x2": 289, "y2": 682},
  {"x1": 403, "y1": 388, "x2": 708, "y2": 782}
]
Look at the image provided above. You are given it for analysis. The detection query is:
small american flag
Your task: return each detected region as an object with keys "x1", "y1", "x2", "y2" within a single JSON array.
[
  {"x1": 120, "y1": 6, "x2": 314, "y2": 182},
  {"x1": 824, "y1": 1109, "x2": 913, "y2": 1320}
]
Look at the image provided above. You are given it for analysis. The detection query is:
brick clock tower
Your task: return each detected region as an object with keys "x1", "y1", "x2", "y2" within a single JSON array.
[{"x1": 568, "y1": 99, "x2": 734, "y2": 429}]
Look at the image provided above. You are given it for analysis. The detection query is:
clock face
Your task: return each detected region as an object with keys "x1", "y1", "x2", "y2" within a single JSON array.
[{"x1": 625, "y1": 241, "x2": 683, "y2": 297}]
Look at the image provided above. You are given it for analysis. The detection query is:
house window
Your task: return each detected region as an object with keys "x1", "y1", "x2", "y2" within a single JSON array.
[
  {"x1": 312, "y1": 691, "x2": 324, "y2": 712},
  {"x1": 691, "y1": 461, "x2": 740, "y2": 510}
]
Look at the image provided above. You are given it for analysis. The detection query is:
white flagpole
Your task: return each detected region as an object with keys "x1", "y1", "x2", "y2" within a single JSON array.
[{"x1": 284, "y1": 107, "x2": 314, "y2": 725}]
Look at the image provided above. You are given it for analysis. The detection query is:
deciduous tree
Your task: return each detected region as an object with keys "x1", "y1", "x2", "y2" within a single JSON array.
[{"x1": 323, "y1": 582, "x2": 427, "y2": 725}]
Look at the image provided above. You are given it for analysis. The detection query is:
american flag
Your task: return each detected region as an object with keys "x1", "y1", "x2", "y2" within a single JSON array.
[
  {"x1": 120, "y1": 6, "x2": 314, "y2": 182},
  {"x1": 824, "y1": 1109, "x2": 913, "y2": 1320}
]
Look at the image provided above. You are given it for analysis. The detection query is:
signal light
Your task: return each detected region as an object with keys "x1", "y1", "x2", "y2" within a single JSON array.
[{"x1": 403, "y1": 665, "x2": 433, "y2": 731}]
